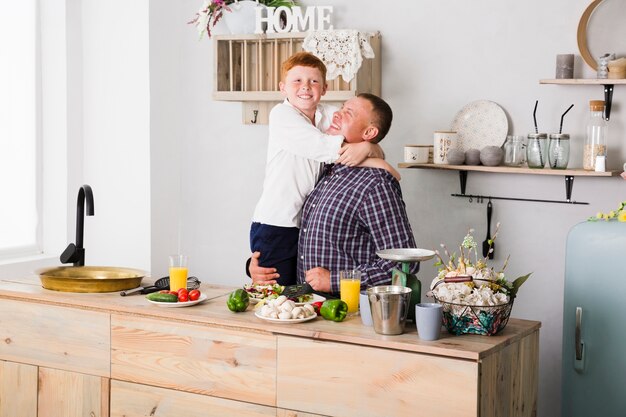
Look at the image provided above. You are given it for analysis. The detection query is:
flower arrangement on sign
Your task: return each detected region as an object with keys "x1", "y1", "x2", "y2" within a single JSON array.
[
  {"x1": 428, "y1": 224, "x2": 531, "y2": 336},
  {"x1": 189, "y1": 0, "x2": 296, "y2": 38},
  {"x1": 588, "y1": 200, "x2": 626, "y2": 222}
]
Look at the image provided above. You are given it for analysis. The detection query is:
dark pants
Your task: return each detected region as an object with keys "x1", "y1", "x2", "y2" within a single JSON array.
[{"x1": 250, "y1": 222, "x2": 298, "y2": 286}]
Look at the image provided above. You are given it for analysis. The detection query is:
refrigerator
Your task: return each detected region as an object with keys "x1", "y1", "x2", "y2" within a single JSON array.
[{"x1": 562, "y1": 221, "x2": 626, "y2": 417}]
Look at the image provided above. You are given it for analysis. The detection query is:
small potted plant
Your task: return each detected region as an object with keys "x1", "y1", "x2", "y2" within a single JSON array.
[
  {"x1": 428, "y1": 224, "x2": 530, "y2": 336},
  {"x1": 189, "y1": 0, "x2": 297, "y2": 38}
]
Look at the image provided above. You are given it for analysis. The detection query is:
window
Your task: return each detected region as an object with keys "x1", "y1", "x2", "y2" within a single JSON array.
[{"x1": 0, "y1": 1, "x2": 41, "y2": 258}]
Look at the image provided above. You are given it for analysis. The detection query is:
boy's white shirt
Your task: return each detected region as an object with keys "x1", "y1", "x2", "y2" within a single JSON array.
[{"x1": 252, "y1": 99, "x2": 344, "y2": 228}]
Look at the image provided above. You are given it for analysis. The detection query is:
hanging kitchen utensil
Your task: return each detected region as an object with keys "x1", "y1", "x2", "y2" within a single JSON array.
[
  {"x1": 120, "y1": 276, "x2": 201, "y2": 296},
  {"x1": 482, "y1": 200, "x2": 495, "y2": 259}
]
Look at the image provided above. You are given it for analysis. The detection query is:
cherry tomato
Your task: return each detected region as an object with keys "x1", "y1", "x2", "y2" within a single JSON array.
[
  {"x1": 178, "y1": 293, "x2": 189, "y2": 302},
  {"x1": 188, "y1": 289, "x2": 201, "y2": 301},
  {"x1": 169, "y1": 290, "x2": 179, "y2": 296},
  {"x1": 159, "y1": 290, "x2": 170, "y2": 294},
  {"x1": 178, "y1": 288, "x2": 189, "y2": 296}
]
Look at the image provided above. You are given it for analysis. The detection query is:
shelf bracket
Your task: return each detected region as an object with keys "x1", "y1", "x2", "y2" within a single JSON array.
[
  {"x1": 459, "y1": 171, "x2": 468, "y2": 195},
  {"x1": 565, "y1": 175, "x2": 575, "y2": 202},
  {"x1": 604, "y1": 84, "x2": 614, "y2": 121}
]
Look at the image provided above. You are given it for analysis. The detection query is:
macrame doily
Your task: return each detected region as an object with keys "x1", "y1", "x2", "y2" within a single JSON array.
[{"x1": 302, "y1": 30, "x2": 375, "y2": 82}]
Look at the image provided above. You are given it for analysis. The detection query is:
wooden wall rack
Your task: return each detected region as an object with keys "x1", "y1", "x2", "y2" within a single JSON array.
[
  {"x1": 213, "y1": 32, "x2": 381, "y2": 124},
  {"x1": 398, "y1": 163, "x2": 618, "y2": 205}
]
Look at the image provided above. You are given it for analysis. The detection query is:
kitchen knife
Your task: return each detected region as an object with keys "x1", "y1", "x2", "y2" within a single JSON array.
[{"x1": 281, "y1": 283, "x2": 314, "y2": 299}]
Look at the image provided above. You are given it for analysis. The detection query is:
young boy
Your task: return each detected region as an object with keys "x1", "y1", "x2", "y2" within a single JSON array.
[{"x1": 250, "y1": 52, "x2": 396, "y2": 285}]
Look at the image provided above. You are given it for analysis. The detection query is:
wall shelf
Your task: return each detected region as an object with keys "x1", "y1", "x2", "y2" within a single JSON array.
[
  {"x1": 398, "y1": 163, "x2": 619, "y2": 205},
  {"x1": 213, "y1": 32, "x2": 381, "y2": 124},
  {"x1": 540, "y1": 78, "x2": 626, "y2": 121}
]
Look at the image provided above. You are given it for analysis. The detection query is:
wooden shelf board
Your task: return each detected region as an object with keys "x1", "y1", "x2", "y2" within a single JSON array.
[
  {"x1": 540, "y1": 79, "x2": 626, "y2": 85},
  {"x1": 213, "y1": 90, "x2": 356, "y2": 102},
  {"x1": 398, "y1": 163, "x2": 618, "y2": 177}
]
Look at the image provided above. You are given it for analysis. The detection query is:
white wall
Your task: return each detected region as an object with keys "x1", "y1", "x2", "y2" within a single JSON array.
[
  {"x1": 153, "y1": 1, "x2": 626, "y2": 416},
  {"x1": 79, "y1": 0, "x2": 151, "y2": 271}
]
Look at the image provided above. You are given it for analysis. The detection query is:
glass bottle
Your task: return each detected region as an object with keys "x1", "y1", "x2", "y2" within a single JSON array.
[
  {"x1": 526, "y1": 133, "x2": 548, "y2": 168},
  {"x1": 548, "y1": 133, "x2": 570, "y2": 169},
  {"x1": 503, "y1": 135, "x2": 525, "y2": 166},
  {"x1": 583, "y1": 100, "x2": 607, "y2": 171}
]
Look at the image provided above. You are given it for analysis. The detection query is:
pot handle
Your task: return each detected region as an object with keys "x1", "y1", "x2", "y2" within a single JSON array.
[{"x1": 120, "y1": 286, "x2": 144, "y2": 296}]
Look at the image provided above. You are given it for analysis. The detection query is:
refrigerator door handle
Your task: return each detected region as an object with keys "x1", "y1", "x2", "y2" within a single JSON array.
[
  {"x1": 575, "y1": 307, "x2": 583, "y2": 359},
  {"x1": 575, "y1": 306, "x2": 585, "y2": 372}
]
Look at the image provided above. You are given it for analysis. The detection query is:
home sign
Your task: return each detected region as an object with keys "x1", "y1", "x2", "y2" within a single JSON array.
[{"x1": 255, "y1": 6, "x2": 333, "y2": 34}]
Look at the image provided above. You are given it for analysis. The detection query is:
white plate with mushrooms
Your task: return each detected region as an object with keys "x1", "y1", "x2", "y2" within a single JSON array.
[
  {"x1": 254, "y1": 311, "x2": 317, "y2": 324},
  {"x1": 254, "y1": 295, "x2": 318, "y2": 323}
]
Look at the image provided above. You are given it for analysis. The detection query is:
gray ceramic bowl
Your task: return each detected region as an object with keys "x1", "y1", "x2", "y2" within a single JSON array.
[{"x1": 480, "y1": 146, "x2": 504, "y2": 166}]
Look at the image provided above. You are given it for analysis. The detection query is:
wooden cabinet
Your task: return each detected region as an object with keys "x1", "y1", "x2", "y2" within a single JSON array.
[
  {"x1": 213, "y1": 32, "x2": 381, "y2": 124},
  {"x1": 110, "y1": 380, "x2": 275, "y2": 417},
  {"x1": 111, "y1": 314, "x2": 277, "y2": 406},
  {"x1": 0, "y1": 360, "x2": 37, "y2": 417},
  {"x1": 37, "y1": 367, "x2": 109, "y2": 417},
  {"x1": 0, "y1": 281, "x2": 539, "y2": 417},
  {"x1": 0, "y1": 299, "x2": 110, "y2": 376}
]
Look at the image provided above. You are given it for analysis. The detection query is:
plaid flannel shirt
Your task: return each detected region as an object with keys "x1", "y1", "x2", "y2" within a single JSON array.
[{"x1": 297, "y1": 164, "x2": 417, "y2": 293}]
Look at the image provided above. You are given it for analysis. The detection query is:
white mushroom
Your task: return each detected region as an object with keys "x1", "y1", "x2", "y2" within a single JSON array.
[
  {"x1": 280, "y1": 302, "x2": 294, "y2": 313},
  {"x1": 274, "y1": 295, "x2": 287, "y2": 306},
  {"x1": 260, "y1": 305, "x2": 273, "y2": 317},
  {"x1": 269, "y1": 311, "x2": 279, "y2": 319},
  {"x1": 291, "y1": 307, "x2": 303, "y2": 319},
  {"x1": 278, "y1": 311, "x2": 292, "y2": 320},
  {"x1": 303, "y1": 304, "x2": 315, "y2": 315}
]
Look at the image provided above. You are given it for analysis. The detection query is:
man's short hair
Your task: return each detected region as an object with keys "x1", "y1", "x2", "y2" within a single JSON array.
[
  {"x1": 281, "y1": 52, "x2": 327, "y2": 82},
  {"x1": 358, "y1": 93, "x2": 393, "y2": 143}
]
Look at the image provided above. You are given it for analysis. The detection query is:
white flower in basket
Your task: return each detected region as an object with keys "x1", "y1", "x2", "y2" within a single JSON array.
[{"x1": 428, "y1": 224, "x2": 531, "y2": 336}]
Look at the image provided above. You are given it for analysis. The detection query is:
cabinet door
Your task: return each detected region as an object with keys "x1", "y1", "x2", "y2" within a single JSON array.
[
  {"x1": 0, "y1": 360, "x2": 37, "y2": 417},
  {"x1": 38, "y1": 367, "x2": 109, "y2": 417},
  {"x1": 276, "y1": 336, "x2": 478, "y2": 417},
  {"x1": 111, "y1": 315, "x2": 277, "y2": 406},
  {"x1": 110, "y1": 380, "x2": 275, "y2": 417}
]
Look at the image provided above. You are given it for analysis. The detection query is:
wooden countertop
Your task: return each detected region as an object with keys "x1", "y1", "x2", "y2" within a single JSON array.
[{"x1": 0, "y1": 275, "x2": 540, "y2": 361}]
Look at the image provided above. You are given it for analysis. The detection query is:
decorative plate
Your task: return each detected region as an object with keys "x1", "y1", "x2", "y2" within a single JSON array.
[
  {"x1": 254, "y1": 311, "x2": 318, "y2": 324},
  {"x1": 450, "y1": 100, "x2": 508, "y2": 152},
  {"x1": 376, "y1": 248, "x2": 436, "y2": 262},
  {"x1": 147, "y1": 293, "x2": 207, "y2": 308}
]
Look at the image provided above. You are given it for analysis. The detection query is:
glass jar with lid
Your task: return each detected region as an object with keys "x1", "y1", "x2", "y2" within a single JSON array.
[
  {"x1": 526, "y1": 133, "x2": 548, "y2": 168},
  {"x1": 583, "y1": 100, "x2": 607, "y2": 171},
  {"x1": 503, "y1": 135, "x2": 526, "y2": 167},
  {"x1": 548, "y1": 133, "x2": 570, "y2": 169}
]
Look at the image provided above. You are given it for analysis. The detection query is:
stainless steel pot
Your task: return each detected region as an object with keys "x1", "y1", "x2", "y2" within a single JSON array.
[{"x1": 367, "y1": 285, "x2": 412, "y2": 335}]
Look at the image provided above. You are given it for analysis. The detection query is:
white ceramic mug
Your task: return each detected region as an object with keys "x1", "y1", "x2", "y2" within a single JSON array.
[
  {"x1": 359, "y1": 291, "x2": 373, "y2": 326},
  {"x1": 433, "y1": 131, "x2": 457, "y2": 164},
  {"x1": 404, "y1": 145, "x2": 431, "y2": 163},
  {"x1": 415, "y1": 303, "x2": 443, "y2": 341}
]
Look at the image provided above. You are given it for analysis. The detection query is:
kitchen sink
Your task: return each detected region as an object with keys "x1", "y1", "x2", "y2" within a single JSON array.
[{"x1": 37, "y1": 266, "x2": 147, "y2": 293}]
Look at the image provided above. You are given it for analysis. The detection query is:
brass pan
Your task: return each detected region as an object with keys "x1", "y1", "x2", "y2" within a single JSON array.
[{"x1": 37, "y1": 266, "x2": 147, "y2": 293}]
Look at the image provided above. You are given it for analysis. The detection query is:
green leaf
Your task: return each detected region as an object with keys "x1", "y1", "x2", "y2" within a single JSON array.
[
  {"x1": 510, "y1": 273, "x2": 531, "y2": 298},
  {"x1": 433, "y1": 260, "x2": 442, "y2": 267}
]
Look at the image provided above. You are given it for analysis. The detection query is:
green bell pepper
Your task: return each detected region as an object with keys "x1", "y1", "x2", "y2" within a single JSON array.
[
  {"x1": 320, "y1": 299, "x2": 348, "y2": 322},
  {"x1": 227, "y1": 289, "x2": 250, "y2": 312}
]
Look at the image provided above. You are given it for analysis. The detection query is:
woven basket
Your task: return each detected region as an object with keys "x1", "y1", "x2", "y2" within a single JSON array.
[{"x1": 431, "y1": 278, "x2": 514, "y2": 336}]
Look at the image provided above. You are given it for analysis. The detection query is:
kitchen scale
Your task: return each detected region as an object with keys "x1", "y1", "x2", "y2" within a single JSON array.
[{"x1": 376, "y1": 248, "x2": 436, "y2": 322}]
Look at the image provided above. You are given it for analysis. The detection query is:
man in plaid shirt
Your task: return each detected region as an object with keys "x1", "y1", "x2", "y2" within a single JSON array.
[{"x1": 250, "y1": 93, "x2": 417, "y2": 294}]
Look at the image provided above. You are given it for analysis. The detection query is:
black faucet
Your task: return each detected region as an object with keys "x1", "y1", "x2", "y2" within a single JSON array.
[{"x1": 60, "y1": 185, "x2": 95, "y2": 266}]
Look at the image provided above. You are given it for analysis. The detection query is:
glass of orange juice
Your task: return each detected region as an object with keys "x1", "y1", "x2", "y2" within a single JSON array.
[
  {"x1": 340, "y1": 270, "x2": 362, "y2": 315},
  {"x1": 169, "y1": 255, "x2": 188, "y2": 292}
]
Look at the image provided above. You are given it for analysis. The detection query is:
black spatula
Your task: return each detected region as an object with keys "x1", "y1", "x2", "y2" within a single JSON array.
[{"x1": 482, "y1": 201, "x2": 495, "y2": 259}]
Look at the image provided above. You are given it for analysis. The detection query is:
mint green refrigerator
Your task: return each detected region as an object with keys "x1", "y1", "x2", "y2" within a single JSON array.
[{"x1": 562, "y1": 221, "x2": 626, "y2": 417}]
